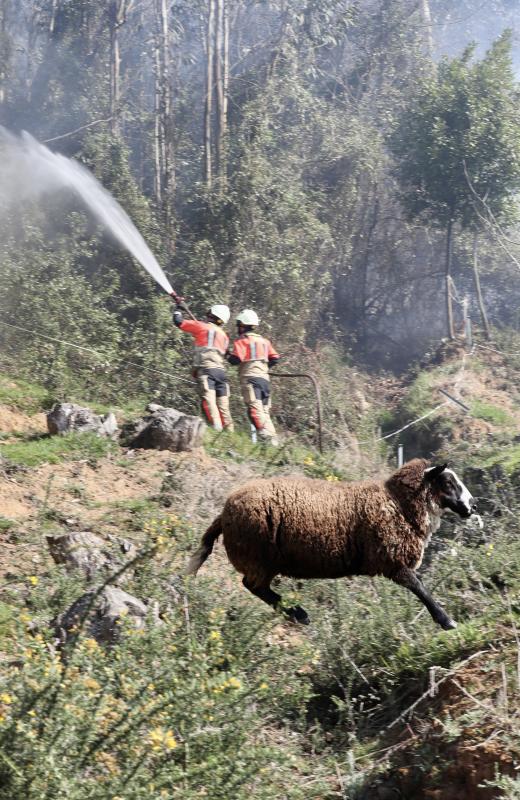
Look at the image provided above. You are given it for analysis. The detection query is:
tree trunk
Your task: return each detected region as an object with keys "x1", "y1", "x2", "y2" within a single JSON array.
[
  {"x1": 445, "y1": 220, "x2": 455, "y2": 340},
  {"x1": 204, "y1": 0, "x2": 215, "y2": 189},
  {"x1": 215, "y1": 0, "x2": 228, "y2": 191},
  {"x1": 419, "y1": 0, "x2": 434, "y2": 58},
  {"x1": 154, "y1": 0, "x2": 175, "y2": 243},
  {"x1": 0, "y1": 0, "x2": 7, "y2": 107},
  {"x1": 109, "y1": 1, "x2": 126, "y2": 136},
  {"x1": 153, "y1": 34, "x2": 162, "y2": 203},
  {"x1": 472, "y1": 232, "x2": 491, "y2": 340},
  {"x1": 49, "y1": 0, "x2": 59, "y2": 33}
]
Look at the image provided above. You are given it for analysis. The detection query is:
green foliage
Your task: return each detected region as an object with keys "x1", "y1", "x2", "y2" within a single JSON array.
[
  {"x1": 391, "y1": 32, "x2": 520, "y2": 229},
  {"x1": 470, "y1": 399, "x2": 514, "y2": 426},
  {"x1": 0, "y1": 522, "x2": 331, "y2": 800},
  {"x1": 1, "y1": 498, "x2": 519, "y2": 798},
  {"x1": 0, "y1": 376, "x2": 53, "y2": 415}
]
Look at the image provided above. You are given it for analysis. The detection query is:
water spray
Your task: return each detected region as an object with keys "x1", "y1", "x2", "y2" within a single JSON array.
[{"x1": 0, "y1": 128, "x2": 194, "y2": 314}]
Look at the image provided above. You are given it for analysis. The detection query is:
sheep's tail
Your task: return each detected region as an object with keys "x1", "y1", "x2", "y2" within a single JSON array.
[{"x1": 184, "y1": 515, "x2": 223, "y2": 576}]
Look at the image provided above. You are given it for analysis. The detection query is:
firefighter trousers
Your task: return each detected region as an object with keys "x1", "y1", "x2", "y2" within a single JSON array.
[
  {"x1": 196, "y1": 369, "x2": 234, "y2": 432},
  {"x1": 240, "y1": 376, "x2": 278, "y2": 443}
]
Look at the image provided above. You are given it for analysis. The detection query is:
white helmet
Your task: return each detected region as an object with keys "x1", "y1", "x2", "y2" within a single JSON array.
[
  {"x1": 209, "y1": 304, "x2": 230, "y2": 324},
  {"x1": 236, "y1": 308, "x2": 259, "y2": 326}
]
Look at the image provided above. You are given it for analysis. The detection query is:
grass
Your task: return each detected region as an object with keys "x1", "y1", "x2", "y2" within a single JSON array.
[
  {"x1": 203, "y1": 427, "x2": 347, "y2": 480},
  {"x1": 0, "y1": 374, "x2": 51, "y2": 414},
  {"x1": 0, "y1": 432, "x2": 118, "y2": 467},
  {"x1": 483, "y1": 443, "x2": 520, "y2": 475},
  {"x1": 471, "y1": 399, "x2": 514, "y2": 427},
  {"x1": 0, "y1": 517, "x2": 15, "y2": 534}
]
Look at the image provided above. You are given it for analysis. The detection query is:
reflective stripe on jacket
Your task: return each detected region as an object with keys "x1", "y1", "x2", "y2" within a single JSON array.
[
  {"x1": 230, "y1": 333, "x2": 280, "y2": 379},
  {"x1": 231, "y1": 333, "x2": 278, "y2": 363},
  {"x1": 179, "y1": 319, "x2": 229, "y2": 369}
]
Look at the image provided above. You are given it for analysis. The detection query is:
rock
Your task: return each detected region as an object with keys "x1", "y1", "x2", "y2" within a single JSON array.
[
  {"x1": 47, "y1": 403, "x2": 118, "y2": 438},
  {"x1": 46, "y1": 531, "x2": 136, "y2": 583},
  {"x1": 121, "y1": 406, "x2": 205, "y2": 452},
  {"x1": 53, "y1": 585, "x2": 150, "y2": 646}
]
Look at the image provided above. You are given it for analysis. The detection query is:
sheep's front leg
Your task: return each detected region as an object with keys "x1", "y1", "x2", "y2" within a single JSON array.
[
  {"x1": 392, "y1": 567, "x2": 457, "y2": 630},
  {"x1": 242, "y1": 577, "x2": 310, "y2": 625}
]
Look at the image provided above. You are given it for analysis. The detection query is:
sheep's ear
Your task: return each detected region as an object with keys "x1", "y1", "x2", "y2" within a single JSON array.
[{"x1": 424, "y1": 464, "x2": 448, "y2": 482}]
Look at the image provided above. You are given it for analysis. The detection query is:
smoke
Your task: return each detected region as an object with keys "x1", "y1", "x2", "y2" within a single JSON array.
[
  {"x1": 432, "y1": 0, "x2": 520, "y2": 68},
  {"x1": 0, "y1": 128, "x2": 174, "y2": 295}
]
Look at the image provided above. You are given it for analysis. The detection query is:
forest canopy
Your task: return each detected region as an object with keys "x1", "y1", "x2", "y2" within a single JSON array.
[{"x1": 0, "y1": 0, "x2": 519, "y2": 400}]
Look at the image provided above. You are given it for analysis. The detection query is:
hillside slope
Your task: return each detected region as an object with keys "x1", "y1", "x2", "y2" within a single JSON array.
[{"x1": 0, "y1": 348, "x2": 519, "y2": 800}]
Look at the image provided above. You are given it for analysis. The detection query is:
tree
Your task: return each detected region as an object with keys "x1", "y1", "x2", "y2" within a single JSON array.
[{"x1": 391, "y1": 33, "x2": 520, "y2": 339}]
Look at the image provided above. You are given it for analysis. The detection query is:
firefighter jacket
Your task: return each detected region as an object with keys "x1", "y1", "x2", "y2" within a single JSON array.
[
  {"x1": 227, "y1": 332, "x2": 280, "y2": 379},
  {"x1": 178, "y1": 319, "x2": 229, "y2": 370}
]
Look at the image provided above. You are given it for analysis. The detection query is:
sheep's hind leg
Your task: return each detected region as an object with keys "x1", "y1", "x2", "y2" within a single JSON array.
[
  {"x1": 392, "y1": 567, "x2": 457, "y2": 631},
  {"x1": 242, "y1": 577, "x2": 310, "y2": 625}
]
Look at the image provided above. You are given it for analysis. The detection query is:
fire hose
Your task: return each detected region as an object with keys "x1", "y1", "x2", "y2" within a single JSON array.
[{"x1": 270, "y1": 371, "x2": 323, "y2": 453}]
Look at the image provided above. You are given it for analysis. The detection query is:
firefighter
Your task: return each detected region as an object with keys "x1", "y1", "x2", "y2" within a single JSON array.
[
  {"x1": 227, "y1": 309, "x2": 280, "y2": 445},
  {"x1": 173, "y1": 304, "x2": 234, "y2": 431}
]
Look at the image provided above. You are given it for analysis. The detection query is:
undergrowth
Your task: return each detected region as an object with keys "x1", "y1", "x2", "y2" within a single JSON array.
[{"x1": 0, "y1": 503, "x2": 519, "y2": 799}]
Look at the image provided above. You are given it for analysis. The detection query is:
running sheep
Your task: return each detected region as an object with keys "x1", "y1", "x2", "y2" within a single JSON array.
[{"x1": 186, "y1": 459, "x2": 479, "y2": 629}]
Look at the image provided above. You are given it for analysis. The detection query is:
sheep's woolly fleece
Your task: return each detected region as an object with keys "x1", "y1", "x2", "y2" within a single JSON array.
[{"x1": 219, "y1": 458, "x2": 437, "y2": 586}]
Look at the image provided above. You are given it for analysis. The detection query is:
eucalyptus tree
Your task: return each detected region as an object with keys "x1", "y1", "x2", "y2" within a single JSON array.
[{"x1": 391, "y1": 32, "x2": 520, "y2": 339}]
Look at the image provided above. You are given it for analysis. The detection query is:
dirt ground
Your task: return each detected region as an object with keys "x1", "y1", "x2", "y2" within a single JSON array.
[{"x1": 0, "y1": 403, "x2": 259, "y2": 579}]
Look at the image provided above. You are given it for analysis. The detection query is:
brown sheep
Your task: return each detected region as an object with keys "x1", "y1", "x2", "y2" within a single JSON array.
[{"x1": 186, "y1": 459, "x2": 478, "y2": 630}]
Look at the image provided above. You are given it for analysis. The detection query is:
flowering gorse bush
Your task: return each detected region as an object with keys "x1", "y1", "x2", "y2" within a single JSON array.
[{"x1": 0, "y1": 521, "x2": 327, "y2": 800}]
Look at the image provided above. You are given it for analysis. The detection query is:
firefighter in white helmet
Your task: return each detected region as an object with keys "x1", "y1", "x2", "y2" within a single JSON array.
[
  {"x1": 173, "y1": 303, "x2": 234, "y2": 431},
  {"x1": 227, "y1": 309, "x2": 280, "y2": 444}
]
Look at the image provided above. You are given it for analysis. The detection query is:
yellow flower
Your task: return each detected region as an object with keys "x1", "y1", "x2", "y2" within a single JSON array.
[
  {"x1": 28, "y1": 576, "x2": 39, "y2": 586},
  {"x1": 163, "y1": 730, "x2": 177, "y2": 750},
  {"x1": 20, "y1": 613, "x2": 31, "y2": 624},
  {"x1": 259, "y1": 682, "x2": 269, "y2": 691},
  {"x1": 208, "y1": 630, "x2": 221, "y2": 642},
  {"x1": 83, "y1": 638, "x2": 99, "y2": 653},
  {"x1": 148, "y1": 727, "x2": 165, "y2": 751},
  {"x1": 0, "y1": 693, "x2": 13, "y2": 705},
  {"x1": 148, "y1": 726, "x2": 177, "y2": 752},
  {"x1": 325, "y1": 474, "x2": 339, "y2": 482}
]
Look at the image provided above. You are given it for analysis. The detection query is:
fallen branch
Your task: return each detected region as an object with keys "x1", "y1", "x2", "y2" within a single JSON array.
[{"x1": 385, "y1": 650, "x2": 487, "y2": 730}]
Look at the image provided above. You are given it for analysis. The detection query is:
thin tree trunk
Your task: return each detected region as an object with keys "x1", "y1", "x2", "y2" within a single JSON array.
[
  {"x1": 155, "y1": 0, "x2": 175, "y2": 245},
  {"x1": 472, "y1": 232, "x2": 491, "y2": 340},
  {"x1": 109, "y1": 1, "x2": 126, "y2": 136},
  {"x1": 419, "y1": 0, "x2": 434, "y2": 58},
  {"x1": 445, "y1": 220, "x2": 455, "y2": 340},
  {"x1": 153, "y1": 36, "x2": 162, "y2": 204},
  {"x1": 204, "y1": 0, "x2": 215, "y2": 189},
  {"x1": 221, "y1": 0, "x2": 229, "y2": 191},
  {"x1": 49, "y1": 0, "x2": 58, "y2": 33},
  {"x1": 215, "y1": 0, "x2": 226, "y2": 189},
  {"x1": 0, "y1": 0, "x2": 7, "y2": 107}
]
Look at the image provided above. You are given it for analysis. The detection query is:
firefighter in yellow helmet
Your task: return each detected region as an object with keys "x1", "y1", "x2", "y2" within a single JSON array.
[
  {"x1": 173, "y1": 304, "x2": 234, "y2": 431},
  {"x1": 227, "y1": 309, "x2": 280, "y2": 444}
]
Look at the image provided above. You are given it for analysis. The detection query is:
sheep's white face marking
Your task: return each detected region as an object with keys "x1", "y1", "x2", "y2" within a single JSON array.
[{"x1": 424, "y1": 465, "x2": 477, "y2": 520}]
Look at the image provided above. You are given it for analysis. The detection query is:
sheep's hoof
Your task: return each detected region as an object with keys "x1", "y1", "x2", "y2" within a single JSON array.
[
  {"x1": 439, "y1": 616, "x2": 457, "y2": 631},
  {"x1": 284, "y1": 605, "x2": 310, "y2": 625}
]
